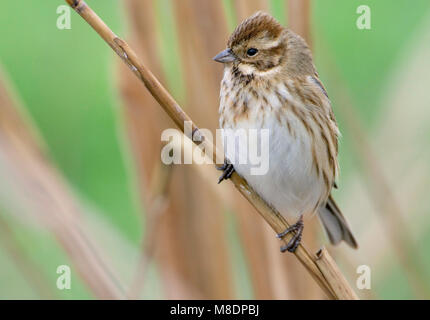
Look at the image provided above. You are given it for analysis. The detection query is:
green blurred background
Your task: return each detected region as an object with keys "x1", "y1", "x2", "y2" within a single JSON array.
[{"x1": 0, "y1": 0, "x2": 429, "y2": 299}]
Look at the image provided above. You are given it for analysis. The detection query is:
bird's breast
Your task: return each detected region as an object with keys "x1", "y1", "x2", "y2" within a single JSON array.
[{"x1": 219, "y1": 78, "x2": 329, "y2": 218}]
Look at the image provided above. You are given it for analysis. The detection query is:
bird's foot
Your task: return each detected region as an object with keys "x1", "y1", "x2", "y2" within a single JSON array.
[
  {"x1": 217, "y1": 159, "x2": 235, "y2": 184},
  {"x1": 277, "y1": 216, "x2": 304, "y2": 253}
]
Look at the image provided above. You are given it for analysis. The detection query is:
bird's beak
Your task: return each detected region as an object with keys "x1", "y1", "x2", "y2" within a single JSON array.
[{"x1": 213, "y1": 48, "x2": 236, "y2": 63}]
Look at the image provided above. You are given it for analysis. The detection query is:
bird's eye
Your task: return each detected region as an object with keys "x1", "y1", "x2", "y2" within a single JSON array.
[{"x1": 246, "y1": 48, "x2": 258, "y2": 57}]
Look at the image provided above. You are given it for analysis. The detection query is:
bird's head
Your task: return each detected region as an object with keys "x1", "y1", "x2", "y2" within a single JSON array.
[
  {"x1": 214, "y1": 11, "x2": 315, "y2": 77},
  {"x1": 214, "y1": 12, "x2": 285, "y2": 73}
]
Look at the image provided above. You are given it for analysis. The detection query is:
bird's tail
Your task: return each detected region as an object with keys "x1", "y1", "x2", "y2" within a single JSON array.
[{"x1": 318, "y1": 195, "x2": 358, "y2": 248}]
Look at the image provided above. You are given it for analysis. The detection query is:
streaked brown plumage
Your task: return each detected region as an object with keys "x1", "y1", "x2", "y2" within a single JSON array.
[{"x1": 214, "y1": 12, "x2": 357, "y2": 251}]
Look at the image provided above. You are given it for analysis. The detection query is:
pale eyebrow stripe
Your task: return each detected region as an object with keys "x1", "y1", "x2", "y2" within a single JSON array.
[{"x1": 259, "y1": 37, "x2": 282, "y2": 50}]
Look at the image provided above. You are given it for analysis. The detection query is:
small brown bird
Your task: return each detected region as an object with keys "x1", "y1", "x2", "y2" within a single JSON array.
[{"x1": 214, "y1": 12, "x2": 357, "y2": 252}]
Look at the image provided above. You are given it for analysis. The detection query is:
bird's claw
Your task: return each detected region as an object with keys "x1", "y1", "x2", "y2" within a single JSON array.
[
  {"x1": 277, "y1": 216, "x2": 304, "y2": 253},
  {"x1": 217, "y1": 160, "x2": 235, "y2": 184}
]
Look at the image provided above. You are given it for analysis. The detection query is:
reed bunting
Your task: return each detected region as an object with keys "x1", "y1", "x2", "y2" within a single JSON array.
[{"x1": 214, "y1": 12, "x2": 357, "y2": 252}]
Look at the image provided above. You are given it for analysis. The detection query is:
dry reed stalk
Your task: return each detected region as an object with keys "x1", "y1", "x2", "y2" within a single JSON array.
[
  {"x1": 171, "y1": 0, "x2": 234, "y2": 299},
  {"x1": 119, "y1": 0, "x2": 189, "y2": 297},
  {"x1": 316, "y1": 248, "x2": 359, "y2": 300},
  {"x1": 119, "y1": 0, "x2": 195, "y2": 299},
  {"x1": 127, "y1": 161, "x2": 172, "y2": 299},
  {"x1": 65, "y1": 0, "x2": 359, "y2": 300},
  {"x1": 120, "y1": 0, "x2": 184, "y2": 298},
  {"x1": 120, "y1": 0, "x2": 233, "y2": 299},
  {"x1": 287, "y1": 0, "x2": 312, "y2": 45},
  {"x1": 0, "y1": 67, "x2": 124, "y2": 299}
]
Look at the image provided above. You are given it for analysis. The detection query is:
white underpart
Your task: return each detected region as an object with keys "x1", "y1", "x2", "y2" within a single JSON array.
[{"x1": 220, "y1": 70, "x2": 325, "y2": 220}]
